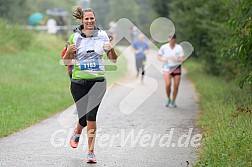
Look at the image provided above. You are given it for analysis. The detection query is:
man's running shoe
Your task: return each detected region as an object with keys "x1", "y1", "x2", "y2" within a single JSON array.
[
  {"x1": 165, "y1": 99, "x2": 170, "y2": 107},
  {"x1": 170, "y1": 101, "x2": 177, "y2": 108},
  {"x1": 86, "y1": 153, "x2": 97, "y2": 163},
  {"x1": 70, "y1": 132, "x2": 80, "y2": 148}
]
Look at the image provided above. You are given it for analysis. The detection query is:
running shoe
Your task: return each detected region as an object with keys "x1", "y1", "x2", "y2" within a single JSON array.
[
  {"x1": 170, "y1": 101, "x2": 177, "y2": 108},
  {"x1": 70, "y1": 132, "x2": 80, "y2": 148},
  {"x1": 86, "y1": 153, "x2": 97, "y2": 163},
  {"x1": 165, "y1": 99, "x2": 170, "y2": 107}
]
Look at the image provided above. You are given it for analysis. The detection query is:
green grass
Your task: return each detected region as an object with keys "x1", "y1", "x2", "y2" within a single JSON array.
[
  {"x1": 0, "y1": 31, "x2": 126, "y2": 138},
  {"x1": 184, "y1": 60, "x2": 252, "y2": 167},
  {"x1": 0, "y1": 20, "x2": 33, "y2": 53},
  {"x1": 0, "y1": 32, "x2": 73, "y2": 137}
]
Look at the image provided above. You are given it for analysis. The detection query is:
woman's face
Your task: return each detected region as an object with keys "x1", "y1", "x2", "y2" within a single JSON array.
[
  {"x1": 169, "y1": 37, "x2": 176, "y2": 45},
  {"x1": 83, "y1": 12, "x2": 96, "y2": 30}
]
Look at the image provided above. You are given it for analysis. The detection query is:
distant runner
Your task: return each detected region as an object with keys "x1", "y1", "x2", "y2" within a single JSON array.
[{"x1": 157, "y1": 34, "x2": 184, "y2": 108}]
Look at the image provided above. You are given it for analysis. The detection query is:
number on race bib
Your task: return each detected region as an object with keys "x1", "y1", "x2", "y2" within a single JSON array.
[{"x1": 79, "y1": 58, "x2": 100, "y2": 70}]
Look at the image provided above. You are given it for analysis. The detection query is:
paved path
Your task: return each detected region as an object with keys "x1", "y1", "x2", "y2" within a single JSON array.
[{"x1": 0, "y1": 46, "x2": 200, "y2": 167}]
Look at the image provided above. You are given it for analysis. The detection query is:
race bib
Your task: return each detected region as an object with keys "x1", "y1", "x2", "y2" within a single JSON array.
[
  {"x1": 79, "y1": 58, "x2": 99, "y2": 70},
  {"x1": 163, "y1": 64, "x2": 171, "y2": 71}
]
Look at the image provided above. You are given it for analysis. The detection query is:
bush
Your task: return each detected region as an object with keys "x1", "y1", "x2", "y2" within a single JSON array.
[{"x1": 0, "y1": 19, "x2": 33, "y2": 53}]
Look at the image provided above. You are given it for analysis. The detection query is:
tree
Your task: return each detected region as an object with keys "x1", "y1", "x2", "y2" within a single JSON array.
[
  {"x1": 0, "y1": 0, "x2": 29, "y2": 23},
  {"x1": 106, "y1": 0, "x2": 139, "y2": 25},
  {"x1": 0, "y1": 0, "x2": 77, "y2": 24},
  {"x1": 152, "y1": 0, "x2": 170, "y2": 17},
  {"x1": 90, "y1": 0, "x2": 110, "y2": 29},
  {"x1": 225, "y1": 0, "x2": 252, "y2": 88},
  {"x1": 135, "y1": 0, "x2": 157, "y2": 36}
]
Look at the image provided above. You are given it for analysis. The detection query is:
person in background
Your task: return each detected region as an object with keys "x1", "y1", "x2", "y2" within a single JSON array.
[
  {"x1": 132, "y1": 34, "x2": 149, "y2": 82},
  {"x1": 157, "y1": 34, "x2": 184, "y2": 108},
  {"x1": 61, "y1": 44, "x2": 74, "y2": 78}
]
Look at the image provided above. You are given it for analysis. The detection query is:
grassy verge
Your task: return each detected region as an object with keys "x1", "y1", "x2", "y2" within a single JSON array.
[
  {"x1": 184, "y1": 60, "x2": 252, "y2": 166},
  {"x1": 0, "y1": 31, "x2": 126, "y2": 138}
]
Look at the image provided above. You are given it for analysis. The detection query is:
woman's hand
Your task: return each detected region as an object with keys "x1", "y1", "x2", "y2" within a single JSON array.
[
  {"x1": 157, "y1": 54, "x2": 168, "y2": 64},
  {"x1": 163, "y1": 57, "x2": 168, "y2": 64},
  {"x1": 66, "y1": 42, "x2": 77, "y2": 54},
  {"x1": 104, "y1": 41, "x2": 117, "y2": 63},
  {"x1": 103, "y1": 41, "x2": 113, "y2": 52},
  {"x1": 63, "y1": 42, "x2": 76, "y2": 65}
]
